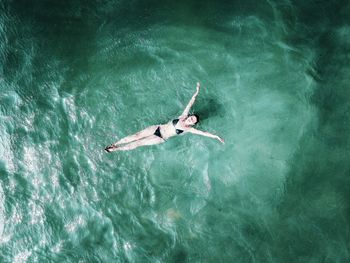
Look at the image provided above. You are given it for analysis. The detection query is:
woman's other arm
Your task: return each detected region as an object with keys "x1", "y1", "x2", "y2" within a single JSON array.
[
  {"x1": 179, "y1": 82, "x2": 200, "y2": 119},
  {"x1": 187, "y1": 128, "x2": 225, "y2": 144}
]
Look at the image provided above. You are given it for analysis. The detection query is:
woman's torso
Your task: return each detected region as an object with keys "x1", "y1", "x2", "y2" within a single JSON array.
[{"x1": 159, "y1": 118, "x2": 187, "y2": 140}]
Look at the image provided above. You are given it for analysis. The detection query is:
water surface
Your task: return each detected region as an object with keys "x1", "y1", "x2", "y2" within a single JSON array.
[{"x1": 0, "y1": 0, "x2": 350, "y2": 262}]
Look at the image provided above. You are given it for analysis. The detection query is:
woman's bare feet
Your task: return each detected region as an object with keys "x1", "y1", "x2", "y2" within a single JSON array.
[{"x1": 104, "y1": 145, "x2": 118, "y2": 153}]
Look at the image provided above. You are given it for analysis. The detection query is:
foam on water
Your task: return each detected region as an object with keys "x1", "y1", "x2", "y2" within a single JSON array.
[{"x1": 0, "y1": 183, "x2": 5, "y2": 243}]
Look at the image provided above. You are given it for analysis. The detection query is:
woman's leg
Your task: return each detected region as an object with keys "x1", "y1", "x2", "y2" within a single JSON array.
[
  {"x1": 112, "y1": 125, "x2": 159, "y2": 145},
  {"x1": 106, "y1": 135, "x2": 165, "y2": 152}
]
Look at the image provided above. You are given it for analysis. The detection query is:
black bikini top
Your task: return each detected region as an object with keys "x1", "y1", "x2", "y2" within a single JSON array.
[{"x1": 172, "y1": 119, "x2": 184, "y2": 134}]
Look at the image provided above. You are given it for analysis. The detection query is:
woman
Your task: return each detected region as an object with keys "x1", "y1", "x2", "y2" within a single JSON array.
[{"x1": 105, "y1": 82, "x2": 224, "y2": 152}]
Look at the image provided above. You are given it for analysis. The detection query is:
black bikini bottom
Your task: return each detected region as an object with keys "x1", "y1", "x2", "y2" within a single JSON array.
[{"x1": 154, "y1": 126, "x2": 163, "y2": 138}]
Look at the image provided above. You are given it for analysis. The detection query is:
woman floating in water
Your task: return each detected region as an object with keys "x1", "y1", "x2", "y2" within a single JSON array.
[{"x1": 105, "y1": 82, "x2": 224, "y2": 152}]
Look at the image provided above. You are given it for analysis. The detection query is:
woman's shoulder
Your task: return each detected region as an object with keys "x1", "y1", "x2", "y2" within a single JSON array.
[{"x1": 176, "y1": 115, "x2": 187, "y2": 121}]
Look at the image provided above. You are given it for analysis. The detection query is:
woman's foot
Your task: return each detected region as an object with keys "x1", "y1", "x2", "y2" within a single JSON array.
[{"x1": 105, "y1": 145, "x2": 118, "y2": 153}]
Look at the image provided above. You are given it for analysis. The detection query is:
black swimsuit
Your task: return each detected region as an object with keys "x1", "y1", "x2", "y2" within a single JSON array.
[
  {"x1": 172, "y1": 119, "x2": 184, "y2": 134},
  {"x1": 153, "y1": 119, "x2": 184, "y2": 138},
  {"x1": 154, "y1": 126, "x2": 162, "y2": 138}
]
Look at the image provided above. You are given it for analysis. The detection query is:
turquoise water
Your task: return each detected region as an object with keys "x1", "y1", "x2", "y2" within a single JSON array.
[{"x1": 1, "y1": 0, "x2": 350, "y2": 262}]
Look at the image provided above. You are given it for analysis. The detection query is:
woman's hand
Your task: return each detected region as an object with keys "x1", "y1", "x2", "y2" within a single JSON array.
[{"x1": 216, "y1": 136, "x2": 225, "y2": 144}]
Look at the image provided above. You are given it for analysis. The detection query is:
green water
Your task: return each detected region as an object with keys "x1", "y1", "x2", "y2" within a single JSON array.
[{"x1": 1, "y1": 0, "x2": 350, "y2": 262}]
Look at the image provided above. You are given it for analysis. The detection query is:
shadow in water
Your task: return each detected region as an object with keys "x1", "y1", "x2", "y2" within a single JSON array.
[{"x1": 193, "y1": 97, "x2": 225, "y2": 122}]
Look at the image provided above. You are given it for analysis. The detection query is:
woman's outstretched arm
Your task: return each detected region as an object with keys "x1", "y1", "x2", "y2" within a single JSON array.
[
  {"x1": 187, "y1": 128, "x2": 225, "y2": 144},
  {"x1": 179, "y1": 82, "x2": 200, "y2": 119}
]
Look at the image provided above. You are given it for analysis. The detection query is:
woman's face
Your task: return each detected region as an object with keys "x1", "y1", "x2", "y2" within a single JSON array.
[{"x1": 185, "y1": 115, "x2": 198, "y2": 126}]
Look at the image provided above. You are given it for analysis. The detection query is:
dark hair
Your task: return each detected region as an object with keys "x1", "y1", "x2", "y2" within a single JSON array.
[{"x1": 190, "y1": 114, "x2": 200, "y2": 124}]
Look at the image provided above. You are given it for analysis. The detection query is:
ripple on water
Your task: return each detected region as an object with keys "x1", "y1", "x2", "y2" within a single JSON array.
[
  {"x1": 13, "y1": 250, "x2": 32, "y2": 263},
  {"x1": 0, "y1": 91, "x2": 21, "y2": 174}
]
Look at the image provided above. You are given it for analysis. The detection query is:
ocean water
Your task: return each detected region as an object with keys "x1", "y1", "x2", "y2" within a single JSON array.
[{"x1": 0, "y1": 0, "x2": 350, "y2": 262}]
